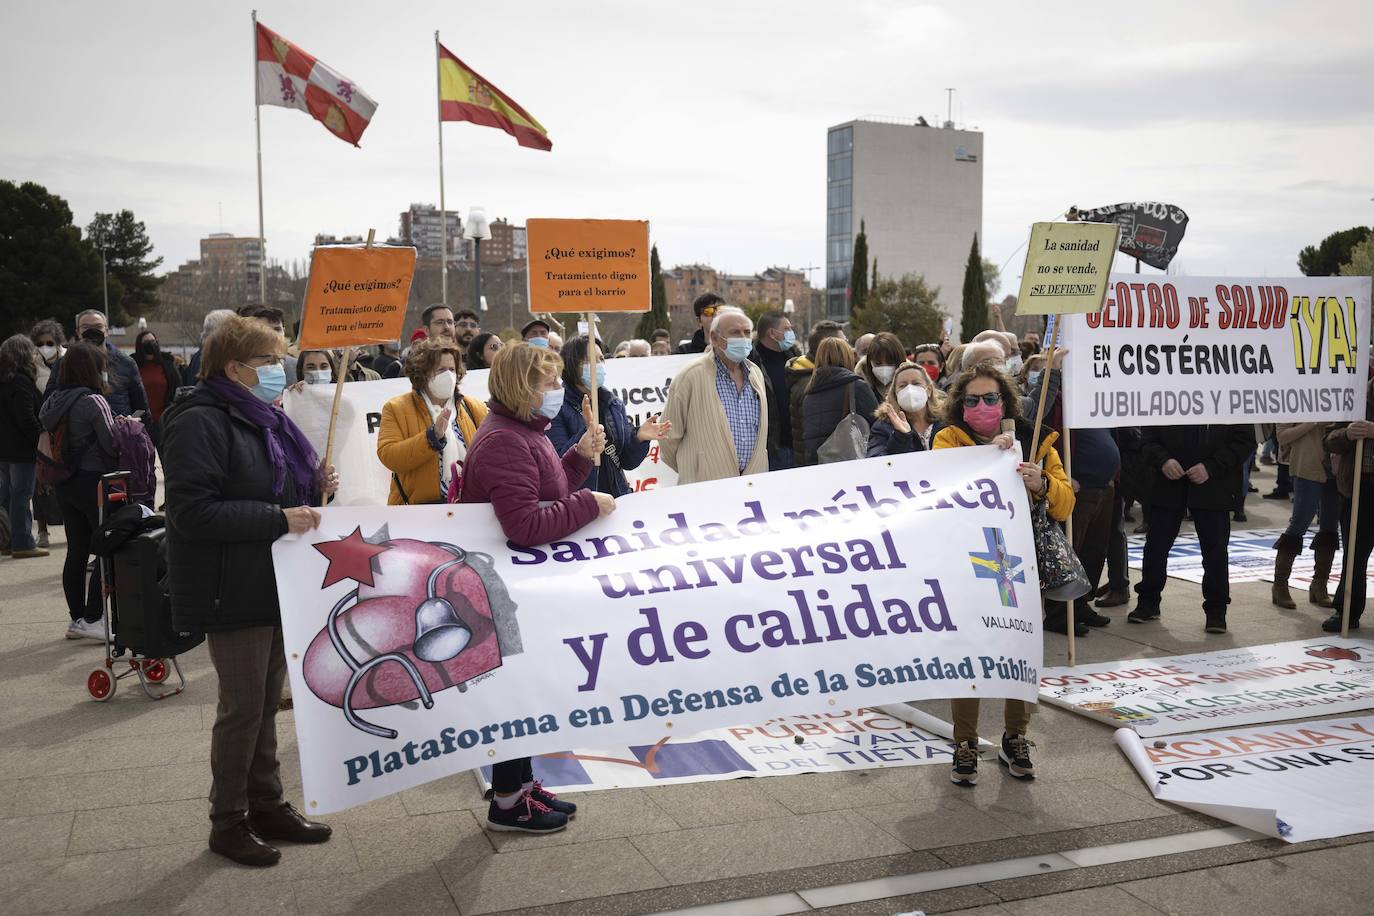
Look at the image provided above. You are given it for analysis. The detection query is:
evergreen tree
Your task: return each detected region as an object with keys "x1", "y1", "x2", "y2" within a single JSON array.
[
  {"x1": 849, "y1": 220, "x2": 869, "y2": 316},
  {"x1": 86, "y1": 209, "x2": 163, "y2": 324},
  {"x1": 0, "y1": 180, "x2": 103, "y2": 335},
  {"x1": 959, "y1": 234, "x2": 987, "y2": 341},
  {"x1": 636, "y1": 244, "x2": 670, "y2": 340},
  {"x1": 1299, "y1": 226, "x2": 1372, "y2": 276},
  {"x1": 871, "y1": 257, "x2": 879, "y2": 293}
]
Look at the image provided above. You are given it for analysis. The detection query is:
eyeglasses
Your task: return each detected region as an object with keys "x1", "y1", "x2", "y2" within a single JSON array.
[
  {"x1": 456, "y1": 320, "x2": 480, "y2": 329},
  {"x1": 962, "y1": 393, "x2": 1002, "y2": 408}
]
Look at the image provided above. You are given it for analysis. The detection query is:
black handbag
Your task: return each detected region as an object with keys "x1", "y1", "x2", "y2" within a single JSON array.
[{"x1": 1030, "y1": 483, "x2": 1091, "y2": 601}]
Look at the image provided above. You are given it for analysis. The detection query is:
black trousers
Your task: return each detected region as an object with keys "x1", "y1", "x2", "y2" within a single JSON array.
[
  {"x1": 1045, "y1": 483, "x2": 1115, "y2": 619},
  {"x1": 1136, "y1": 504, "x2": 1232, "y2": 617},
  {"x1": 1333, "y1": 486, "x2": 1374, "y2": 622},
  {"x1": 491, "y1": 757, "x2": 534, "y2": 794},
  {"x1": 1106, "y1": 489, "x2": 1129, "y2": 592},
  {"x1": 55, "y1": 475, "x2": 102, "y2": 623}
]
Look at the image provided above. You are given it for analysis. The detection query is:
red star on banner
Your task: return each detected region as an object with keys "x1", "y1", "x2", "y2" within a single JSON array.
[{"x1": 313, "y1": 527, "x2": 391, "y2": 588}]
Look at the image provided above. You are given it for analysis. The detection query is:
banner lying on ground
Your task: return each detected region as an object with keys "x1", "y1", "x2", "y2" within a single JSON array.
[
  {"x1": 1126, "y1": 526, "x2": 1374, "y2": 590},
  {"x1": 272, "y1": 446, "x2": 1041, "y2": 812},
  {"x1": 477, "y1": 705, "x2": 991, "y2": 791},
  {"x1": 283, "y1": 354, "x2": 694, "y2": 505},
  {"x1": 1062, "y1": 275, "x2": 1371, "y2": 427},
  {"x1": 1040, "y1": 638, "x2": 1374, "y2": 736},
  {"x1": 1117, "y1": 715, "x2": 1374, "y2": 842}
]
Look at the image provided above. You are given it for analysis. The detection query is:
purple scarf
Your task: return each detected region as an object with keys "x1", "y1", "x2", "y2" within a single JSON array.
[{"x1": 205, "y1": 375, "x2": 319, "y2": 506}]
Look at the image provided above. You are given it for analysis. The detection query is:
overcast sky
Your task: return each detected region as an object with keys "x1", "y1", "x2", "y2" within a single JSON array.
[{"x1": 4, "y1": 0, "x2": 1372, "y2": 301}]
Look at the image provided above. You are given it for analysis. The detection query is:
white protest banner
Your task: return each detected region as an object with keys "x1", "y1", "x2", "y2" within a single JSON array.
[
  {"x1": 272, "y1": 446, "x2": 1042, "y2": 813},
  {"x1": 1061, "y1": 275, "x2": 1371, "y2": 427},
  {"x1": 1125, "y1": 526, "x2": 1374, "y2": 591},
  {"x1": 481, "y1": 706, "x2": 991, "y2": 792},
  {"x1": 283, "y1": 353, "x2": 694, "y2": 505},
  {"x1": 1116, "y1": 715, "x2": 1374, "y2": 842},
  {"x1": 1040, "y1": 638, "x2": 1374, "y2": 736}
]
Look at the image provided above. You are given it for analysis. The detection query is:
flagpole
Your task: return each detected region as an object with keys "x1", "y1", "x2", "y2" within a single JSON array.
[
  {"x1": 252, "y1": 9, "x2": 267, "y2": 304},
  {"x1": 435, "y1": 30, "x2": 448, "y2": 306}
]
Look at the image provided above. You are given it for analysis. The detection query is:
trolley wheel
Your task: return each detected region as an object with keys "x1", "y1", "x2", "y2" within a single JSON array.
[
  {"x1": 144, "y1": 660, "x2": 169, "y2": 683},
  {"x1": 87, "y1": 667, "x2": 115, "y2": 702}
]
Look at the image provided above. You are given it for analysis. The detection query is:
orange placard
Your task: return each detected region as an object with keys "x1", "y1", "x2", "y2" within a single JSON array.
[
  {"x1": 526, "y1": 219, "x2": 650, "y2": 313},
  {"x1": 298, "y1": 246, "x2": 417, "y2": 349}
]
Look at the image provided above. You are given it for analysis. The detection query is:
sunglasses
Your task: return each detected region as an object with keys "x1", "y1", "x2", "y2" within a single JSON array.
[
  {"x1": 700, "y1": 306, "x2": 717, "y2": 318},
  {"x1": 962, "y1": 393, "x2": 1002, "y2": 408}
]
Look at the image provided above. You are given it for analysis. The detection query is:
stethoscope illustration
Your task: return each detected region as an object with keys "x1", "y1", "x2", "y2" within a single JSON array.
[{"x1": 326, "y1": 542, "x2": 473, "y2": 739}]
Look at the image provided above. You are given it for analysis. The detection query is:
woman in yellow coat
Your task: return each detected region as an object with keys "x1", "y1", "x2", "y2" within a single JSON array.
[
  {"x1": 933, "y1": 361, "x2": 1073, "y2": 788},
  {"x1": 376, "y1": 338, "x2": 488, "y2": 505}
]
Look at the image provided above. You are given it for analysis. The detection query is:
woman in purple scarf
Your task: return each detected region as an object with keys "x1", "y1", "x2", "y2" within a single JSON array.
[{"x1": 162, "y1": 316, "x2": 340, "y2": 868}]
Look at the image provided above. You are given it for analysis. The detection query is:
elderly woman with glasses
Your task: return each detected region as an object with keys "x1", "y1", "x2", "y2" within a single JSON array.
[
  {"x1": 162, "y1": 316, "x2": 340, "y2": 868},
  {"x1": 932, "y1": 361, "x2": 1073, "y2": 789}
]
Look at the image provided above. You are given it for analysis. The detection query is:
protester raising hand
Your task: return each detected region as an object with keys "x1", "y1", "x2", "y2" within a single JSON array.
[
  {"x1": 431, "y1": 406, "x2": 452, "y2": 438},
  {"x1": 637, "y1": 413, "x2": 672, "y2": 442}
]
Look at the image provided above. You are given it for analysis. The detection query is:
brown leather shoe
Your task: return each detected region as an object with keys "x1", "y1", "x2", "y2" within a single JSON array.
[
  {"x1": 209, "y1": 821, "x2": 280, "y2": 867},
  {"x1": 248, "y1": 803, "x2": 332, "y2": 844}
]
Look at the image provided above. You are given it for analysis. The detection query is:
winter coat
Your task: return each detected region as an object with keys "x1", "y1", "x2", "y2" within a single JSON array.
[
  {"x1": 136, "y1": 353, "x2": 182, "y2": 420},
  {"x1": 0, "y1": 373, "x2": 42, "y2": 462},
  {"x1": 376, "y1": 389, "x2": 486, "y2": 505},
  {"x1": 785, "y1": 354, "x2": 815, "y2": 462},
  {"x1": 800, "y1": 367, "x2": 879, "y2": 462},
  {"x1": 546, "y1": 381, "x2": 649, "y2": 497},
  {"x1": 675, "y1": 329, "x2": 707, "y2": 355},
  {"x1": 867, "y1": 418, "x2": 944, "y2": 458},
  {"x1": 1279, "y1": 422, "x2": 1330, "y2": 484},
  {"x1": 33, "y1": 347, "x2": 63, "y2": 392},
  {"x1": 160, "y1": 383, "x2": 295, "y2": 632},
  {"x1": 459, "y1": 400, "x2": 600, "y2": 547},
  {"x1": 749, "y1": 342, "x2": 798, "y2": 459},
  {"x1": 43, "y1": 342, "x2": 148, "y2": 417},
  {"x1": 1324, "y1": 380, "x2": 1374, "y2": 499},
  {"x1": 934, "y1": 423, "x2": 1075, "y2": 522},
  {"x1": 659, "y1": 351, "x2": 769, "y2": 484},
  {"x1": 1140, "y1": 424, "x2": 1255, "y2": 512},
  {"x1": 38, "y1": 387, "x2": 117, "y2": 476}
]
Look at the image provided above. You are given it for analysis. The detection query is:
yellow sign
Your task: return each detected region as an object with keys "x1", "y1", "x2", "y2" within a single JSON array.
[{"x1": 1015, "y1": 222, "x2": 1120, "y2": 315}]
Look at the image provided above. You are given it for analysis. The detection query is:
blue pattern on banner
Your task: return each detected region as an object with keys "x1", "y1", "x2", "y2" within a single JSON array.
[
  {"x1": 629, "y1": 739, "x2": 754, "y2": 778},
  {"x1": 485, "y1": 753, "x2": 595, "y2": 788}
]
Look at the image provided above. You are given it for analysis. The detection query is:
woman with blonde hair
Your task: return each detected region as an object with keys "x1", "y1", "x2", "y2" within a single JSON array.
[
  {"x1": 459, "y1": 343, "x2": 611, "y2": 833},
  {"x1": 867, "y1": 360, "x2": 944, "y2": 456},
  {"x1": 933, "y1": 361, "x2": 1073, "y2": 788},
  {"x1": 799, "y1": 336, "x2": 878, "y2": 465},
  {"x1": 377, "y1": 338, "x2": 488, "y2": 505}
]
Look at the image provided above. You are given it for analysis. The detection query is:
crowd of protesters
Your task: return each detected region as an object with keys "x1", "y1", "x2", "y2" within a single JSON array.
[{"x1": 4, "y1": 287, "x2": 1367, "y2": 862}]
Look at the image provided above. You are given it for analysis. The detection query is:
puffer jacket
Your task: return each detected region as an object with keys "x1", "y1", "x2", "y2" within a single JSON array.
[
  {"x1": 546, "y1": 381, "x2": 649, "y2": 497},
  {"x1": 800, "y1": 367, "x2": 879, "y2": 463},
  {"x1": 785, "y1": 354, "x2": 814, "y2": 460},
  {"x1": 459, "y1": 401, "x2": 599, "y2": 547},
  {"x1": 0, "y1": 372, "x2": 41, "y2": 462},
  {"x1": 38, "y1": 387, "x2": 117, "y2": 476},
  {"x1": 376, "y1": 389, "x2": 486, "y2": 505},
  {"x1": 934, "y1": 423, "x2": 1075, "y2": 522},
  {"x1": 867, "y1": 418, "x2": 944, "y2": 458},
  {"x1": 161, "y1": 383, "x2": 293, "y2": 632}
]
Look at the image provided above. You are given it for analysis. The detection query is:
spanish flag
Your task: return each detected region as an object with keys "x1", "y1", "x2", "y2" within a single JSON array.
[{"x1": 438, "y1": 43, "x2": 551, "y2": 151}]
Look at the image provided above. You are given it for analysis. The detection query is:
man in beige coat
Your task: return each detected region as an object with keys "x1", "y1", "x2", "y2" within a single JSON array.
[{"x1": 660, "y1": 306, "x2": 769, "y2": 485}]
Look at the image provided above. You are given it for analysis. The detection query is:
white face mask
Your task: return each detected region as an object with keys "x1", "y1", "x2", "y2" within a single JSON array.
[
  {"x1": 38, "y1": 345, "x2": 58, "y2": 361},
  {"x1": 428, "y1": 369, "x2": 457, "y2": 402},
  {"x1": 1004, "y1": 354, "x2": 1023, "y2": 376},
  {"x1": 305, "y1": 369, "x2": 333, "y2": 385},
  {"x1": 873, "y1": 365, "x2": 896, "y2": 385},
  {"x1": 897, "y1": 384, "x2": 929, "y2": 414}
]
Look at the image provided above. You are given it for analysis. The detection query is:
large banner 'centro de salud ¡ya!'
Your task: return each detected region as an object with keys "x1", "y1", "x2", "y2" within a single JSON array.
[
  {"x1": 1061, "y1": 275, "x2": 1372, "y2": 427},
  {"x1": 271, "y1": 446, "x2": 1043, "y2": 813},
  {"x1": 283, "y1": 354, "x2": 695, "y2": 506}
]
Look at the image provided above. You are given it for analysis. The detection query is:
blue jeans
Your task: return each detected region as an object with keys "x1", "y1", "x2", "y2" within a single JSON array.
[
  {"x1": 1284, "y1": 475, "x2": 1340, "y2": 541},
  {"x1": 0, "y1": 462, "x2": 37, "y2": 551}
]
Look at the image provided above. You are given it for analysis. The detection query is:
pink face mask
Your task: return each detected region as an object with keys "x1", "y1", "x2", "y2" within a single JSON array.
[{"x1": 964, "y1": 400, "x2": 1004, "y2": 437}]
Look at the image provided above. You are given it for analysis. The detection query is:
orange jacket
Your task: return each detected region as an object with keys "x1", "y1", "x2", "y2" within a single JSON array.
[
  {"x1": 933, "y1": 425, "x2": 1075, "y2": 522},
  {"x1": 376, "y1": 390, "x2": 487, "y2": 505}
]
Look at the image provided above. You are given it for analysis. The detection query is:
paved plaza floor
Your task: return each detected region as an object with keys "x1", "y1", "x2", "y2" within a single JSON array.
[{"x1": 3, "y1": 463, "x2": 1372, "y2": 915}]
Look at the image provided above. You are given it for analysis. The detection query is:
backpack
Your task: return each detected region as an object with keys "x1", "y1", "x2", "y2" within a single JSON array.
[
  {"x1": 36, "y1": 414, "x2": 77, "y2": 487},
  {"x1": 110, "y1": 416, "x2": 158, "y2": 508}
]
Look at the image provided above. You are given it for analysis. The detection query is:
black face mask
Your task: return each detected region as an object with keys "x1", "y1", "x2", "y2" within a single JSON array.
[
  {"x1": 80, "y1": 327, "x2": 106, "y2": 345},
  {"x1": 139, "y1": 340, "x2": 160, "y2": 357}
]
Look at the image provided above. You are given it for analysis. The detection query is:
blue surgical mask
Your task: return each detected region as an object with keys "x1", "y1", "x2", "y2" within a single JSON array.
[
  {"x1": 245, "y1": 363, "x2": 287, "y2": 403},
  {"x1": 581, "y1": 363, "x2": 607, "y2": 389},
  {"x1": 305, "y1": 369, "x2": 333, "y2": 385},
  {"x1": 536, "y1": 387, "x2": 564, "y2": 419},
  {"x1": 781, "y1": 330, "x2": 797, "y2": 350},
  {"x1": 722, "y1": 338, "x2": 752, "y2": 363},
  {"x1": 1027, "y1": 370, "x2": 1043, "y2": 389},
  {"x1": 527, "y1": 336, "x2": 549, "y2": 349}
]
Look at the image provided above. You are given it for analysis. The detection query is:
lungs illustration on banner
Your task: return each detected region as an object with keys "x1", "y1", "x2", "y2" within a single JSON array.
[{"x1": 302, "y1": 530, "x2": 522, "y2": 739}]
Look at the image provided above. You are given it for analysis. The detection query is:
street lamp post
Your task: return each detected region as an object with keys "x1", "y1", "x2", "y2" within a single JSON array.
[
  {"x1": 464, "y1": 207, "x2": 492, "y2": 313},
  {"x1": 100, "y1": 246, "x2": 109, "y2": 314}
]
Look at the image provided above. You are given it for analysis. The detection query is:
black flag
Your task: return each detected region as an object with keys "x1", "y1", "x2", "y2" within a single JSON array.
[{"x1": 1069, "y1": 202, "x2": 1189, "y2": 270}]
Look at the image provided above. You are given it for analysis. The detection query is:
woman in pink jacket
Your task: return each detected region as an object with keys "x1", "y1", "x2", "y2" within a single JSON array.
[{"x1": 459, "y1": 343, "x2": 612, "y2": 833}]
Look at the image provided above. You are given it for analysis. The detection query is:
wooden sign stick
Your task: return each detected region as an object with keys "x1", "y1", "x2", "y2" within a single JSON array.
[
  {"x1": 318, "y1": 230, "x2": 374, "y2": 505},
  {"x1": 585, "y1": 311, "x2": 601, "y2": 467},
  {"x1": 1341, "y1": 437, "x2": 1365, "y2": 638},
  {"x1": 1064, "y1": 426, "x2": 1075, "y2": 666}
]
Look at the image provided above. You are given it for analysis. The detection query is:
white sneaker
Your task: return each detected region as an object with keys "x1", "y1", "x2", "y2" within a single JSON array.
[{"x1": 67, "y1": 618, "x2": 105, "y2": 641}]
